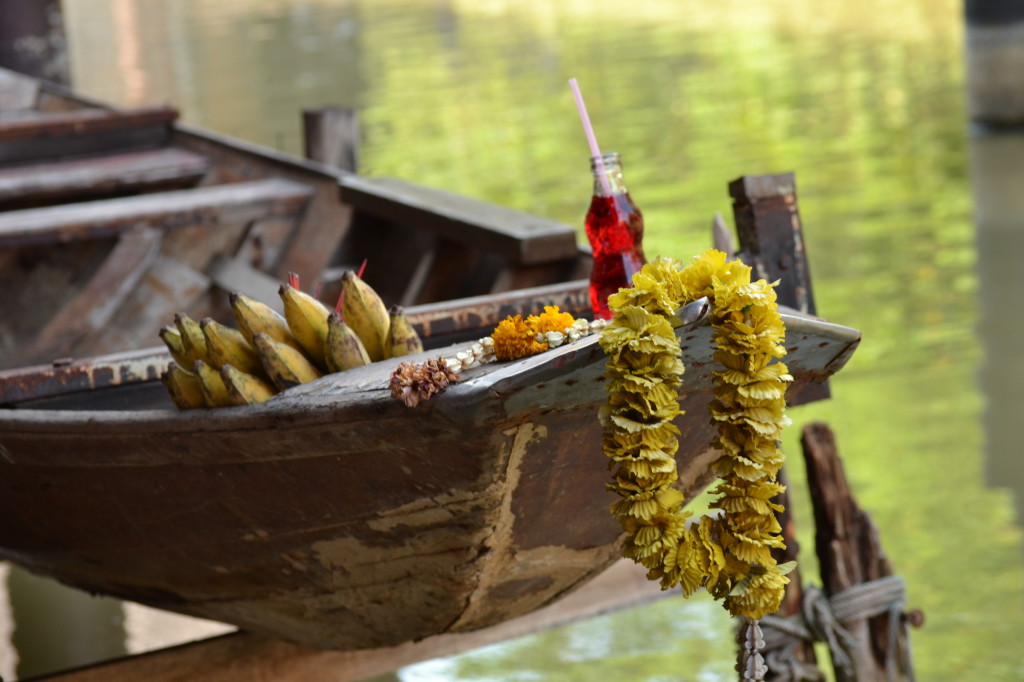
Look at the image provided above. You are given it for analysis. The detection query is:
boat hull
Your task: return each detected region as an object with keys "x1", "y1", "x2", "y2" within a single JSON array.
[{"x1": 0, "y1": 302, "x2": 859, "y2": 650}]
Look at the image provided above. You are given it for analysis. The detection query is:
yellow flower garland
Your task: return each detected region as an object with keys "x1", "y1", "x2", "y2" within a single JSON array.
[{"x1": 599, "y1": 250, "x2": 793, "y2": 619}]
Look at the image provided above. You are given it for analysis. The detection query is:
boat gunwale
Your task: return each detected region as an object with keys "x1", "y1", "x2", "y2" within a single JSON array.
[{"x1": 0, "y1": 300, "x2": 860, "y2": 436}]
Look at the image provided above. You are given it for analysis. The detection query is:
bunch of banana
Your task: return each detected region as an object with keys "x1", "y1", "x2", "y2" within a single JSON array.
[
  {"x1": 222, "y1": 364, "x2": 276, "y2": 406},
  {"x1": 340, "y1": 270, "x2": 391, "y2": 362},
  {"x1": 158, "y1": 270, "x2": 424, "y2": 410},
  {"x1": 280, "y1": 284, "x2": 331, "y2": 371},
  {"x1": 160, "y1": 363, "x2": 205, "y2": 410},
  {"x1": 158, "y1": 303, "x2": 292, "y2": 409},
  {"x1": 252, "y1": 332, "x2": 323, "y2": 390},
  {"x1": 387, "y1": 305, "x2": 424, "y2": 358}
]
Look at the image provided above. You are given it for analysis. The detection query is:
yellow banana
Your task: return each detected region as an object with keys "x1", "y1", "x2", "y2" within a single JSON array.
[
  {"x1": 386, "y1": 305, "x2": 424, "y2": 358},
  {"x1": 174, "y1": 313, "x2": 208, "y2": 366},
  {"x1": 230, "y1": 292, "x2": 305, "y2": 353},
  {"x1": 221, "y1": 364, "x2": 277, "y2": 406},
  {"x1": 253, "y1": 332, "x2": 323, "y2": 390},
  {"x1": 325, "y1": 312, "x2": 371, "y2": 372},
  {"x1": 159, "y1": 325, "x2": 190, "y2": 368},
  {"x1": 201, "y1": 317, "x2": 264, "y2": 375},
  {"x1": 280, "y1": 284, "x2": 330, "y2": 371},
  {"x1": 160, "y1": 363, "x2": 206, "y2": 409},
  {"x1": 193, "y1": 359, "x2": 232, "y2": 408},
  {"x1": 341, "y1": 270, "x2": 390, "y2": 362}
]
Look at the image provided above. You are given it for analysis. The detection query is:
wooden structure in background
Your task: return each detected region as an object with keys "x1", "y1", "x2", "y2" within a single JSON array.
[{"x1": 0, "y1": 67, "x2": 588, "y2": 371}]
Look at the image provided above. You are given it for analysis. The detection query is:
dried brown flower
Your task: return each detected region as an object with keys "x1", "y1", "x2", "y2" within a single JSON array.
[{"x1": 389, "y1": 357, "x2": 461, "y2": 407}]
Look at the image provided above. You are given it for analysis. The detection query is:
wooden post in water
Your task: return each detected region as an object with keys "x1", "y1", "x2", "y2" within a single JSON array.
[
  {"x1": 801, "y1": 423, "x2": 917, "y2": 682},
  {"x1": 727, "y1": 173, "x2": 828, "y2": 401},
  {"x1": 728, "y1": 172, "x2": 817, "y2": 317},
  {"x1": 0, "y1": 0, "x2": 70, "y2": 85},
  {"x1": 966, "y1": 0, "x2": 1024, "y2": 124},
  {"x1": 302, "y1": 107, "x2": 360, "y2": 172}
]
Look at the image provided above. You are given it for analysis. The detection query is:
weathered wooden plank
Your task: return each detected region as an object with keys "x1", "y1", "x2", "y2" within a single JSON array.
[
  {"x1": 302, "y1": 107, "x2": 359, "y2": 172},
  {"x1": 801, "y1": 423, "x2": 915, "y2": 682},
  {"x1": 729, "y1": 172, "x2": 827, "y2": 403},
  {"x1": 169, "y1": 123, "x2": 352, "y2": 283},
  {"x1": 0, "y1": 147, "x2": 210, "y2": 207},
  {"x1": 0, "y1": 65, "x2": 40, "y2": 111},
  {"x1": 0, "y1": 280, "x2": 592, "y2": 406},
  {"x1": 0, "y1": 347, "x2": 171, "y2": 407},
  {"x1": 207, "y1": 255, "x2": 286, "y2": 313},
  {"x1": 32, "y1": 559, "x2": 674, "y2": 682},
  {"x1": 330, "y1": 211, "x2": 440, "y2": 304},
  {"x1": 0, "y1": 178, "x2": 314, "y2": 248},
  {"x1": 729, "y1": 172, "x2": 817, "y2": 315},
  {"x1": 0, "y1": 105, "x2": 178, "y2": 164},
  {"x1": 74, "y1": 256, "x2": 211, "y2": 360},
  {"x1": 339, "y1": 174, "x2": 579, "y2": 265},
  {"x1": 4, "y1": 227, "x2": 162, "y2": 368},
  {"x1": 488, "y1": 255, "x2": 592, "y2": 296},
  {"x1": 0, "y1": 290, "x2": 854, "y2": 411}
]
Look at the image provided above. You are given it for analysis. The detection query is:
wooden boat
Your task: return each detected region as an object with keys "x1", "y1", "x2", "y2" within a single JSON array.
[
  {"x1": 0, "y1": 279, "x2": 860, "y2": 651},
  {"x1": 1, "y1": 65, "x2": 854, "y2": 656},
  {"x1": 0, "y1": 66, "x2": 586, "y2": 371}
]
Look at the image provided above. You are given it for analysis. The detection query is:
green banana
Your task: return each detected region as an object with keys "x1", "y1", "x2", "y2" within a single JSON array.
[
  {"x1": 325, "y1": 312, "x2": 371, "y2": 372},
  {"x1": 386, "y1": 305, "x2": 424, "y2": 358},
  {"x1": 340, "y1": 270, "x2": 390, "y2": 362},
  {"x1": 174, "y1": 313, "x2": 208, "y2": 366},
  {"x1": 230, "y1": 292, "x2": 305, "y2": 354},
  {"x1": 253, "y1": 332, "x2": 324, "y2": 390},
  {"x1": 159, "y1": 325, "x2": 190, "y2": 369},
  {"x1": 201, "y1": 317, "x2": 264, "y2": 375},
  {"x1": 280, "y1": 284, "x2": 330, "y2": 371},
  {"x1": 193, "y1": 359, "x2": 232, "y2": 408},
  {"x1": 160, "y1": 363, "x2": 206, "y2": 409},
  {"x1": 221, "y1": 364, "x2": 277, "y2": 406}
]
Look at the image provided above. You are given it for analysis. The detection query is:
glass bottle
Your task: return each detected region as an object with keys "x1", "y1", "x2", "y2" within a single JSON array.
[{"x1": 584, "y1": 152, "x2": 646, "y2": 319}]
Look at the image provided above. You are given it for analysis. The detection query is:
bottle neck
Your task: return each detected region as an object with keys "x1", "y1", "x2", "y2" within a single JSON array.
[{"x1": 591, "y1": 153, "x2": 627, "y2": 197}]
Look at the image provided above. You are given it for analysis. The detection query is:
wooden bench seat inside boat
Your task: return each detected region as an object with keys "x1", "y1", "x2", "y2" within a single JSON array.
[
  {"x1": 337, "y1": 175, "x2": 586, "y2": 305},
  {"x1": 0, "y1": 178, "x2": 316, "y2": 368},
  {"x1": 0, "y1": 147, "x2": 211, "y2": 209},
  {"x1": 340, "y1": 175, "x2": 577, "y2": 265},
  {"x1": 0, "y1": 105, "x2": 179, "y2": 165},
  {"x1": 0, "y1": 178, "x2": 315, "y2": 249}
]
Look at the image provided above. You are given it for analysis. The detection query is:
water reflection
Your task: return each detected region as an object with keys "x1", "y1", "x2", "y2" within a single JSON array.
[{"x1": 970, "y1": 128, "x2": 1024, "y2": 531}]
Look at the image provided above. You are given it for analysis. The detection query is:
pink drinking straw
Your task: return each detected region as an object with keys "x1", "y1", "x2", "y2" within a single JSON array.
[{"x1": 569, "y1": 77, "x2": 612, "y2": 196}]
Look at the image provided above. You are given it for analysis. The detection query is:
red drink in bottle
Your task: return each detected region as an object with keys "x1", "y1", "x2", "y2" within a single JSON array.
[{"x1": 584, "y1": 152, "x2": 646, "y2": 319}]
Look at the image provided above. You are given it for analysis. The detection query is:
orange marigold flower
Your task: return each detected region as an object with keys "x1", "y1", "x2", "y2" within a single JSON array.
[
  {"x1": 491, "y1": 315, "x2": 545, "y2": 361},
  {"x1": 528, "y1": 305, "x2": 577, "y2": 335}
]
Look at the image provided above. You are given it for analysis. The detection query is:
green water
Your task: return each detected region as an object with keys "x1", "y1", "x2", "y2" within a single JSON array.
[{"x1": 58, "y1": 0, "x2": 1024, "y2": 679}]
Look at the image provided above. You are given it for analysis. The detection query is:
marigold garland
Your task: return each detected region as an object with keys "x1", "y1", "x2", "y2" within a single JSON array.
[
  {"x1": 491, "y1": 306, "x2": 579, "y2": 361},
  {"x1": 599, "y1": 250, "x2": 794, "y2": 619},
  {"x1": 389, "y1": 306, "x2": 594, "y2": 406},
  {"x1": 491, "y1": 315, "x2": 546, "y2": 361}
]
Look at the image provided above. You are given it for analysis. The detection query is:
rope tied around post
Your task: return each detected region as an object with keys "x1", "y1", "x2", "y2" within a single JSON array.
[{"x1": 759, "y1": 575, "x2": 916, "y2": 682}]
